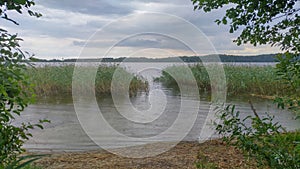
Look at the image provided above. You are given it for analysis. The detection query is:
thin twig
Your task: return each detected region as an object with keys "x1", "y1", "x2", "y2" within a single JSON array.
[{"x1": 249, "y1": 100, "x2": 261, "y2": 120}]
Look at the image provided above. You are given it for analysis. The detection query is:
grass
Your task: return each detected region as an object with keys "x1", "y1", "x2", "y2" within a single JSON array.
[
  {"x1": 156, "y1": 64, "x2": 291, "y2": 98},
  {"x1": 26, "y1": 65, "x2": 148, "y2": 97},
  {"x1": 195, "y1": 131, "x2": 300, "y2": 169}
]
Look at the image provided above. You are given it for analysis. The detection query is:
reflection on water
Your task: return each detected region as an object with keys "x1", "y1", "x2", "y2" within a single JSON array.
[
  {"x1": 22, "y1": 90, "x2": 300, "y2": 152},
  {"x1": 19, "y1": 62, "x2": 299, "y2": 152}
]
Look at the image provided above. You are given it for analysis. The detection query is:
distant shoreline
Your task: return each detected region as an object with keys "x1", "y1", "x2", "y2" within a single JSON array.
[{"x1": 30, "y1": 53, "x2": 280, "y2": 63}]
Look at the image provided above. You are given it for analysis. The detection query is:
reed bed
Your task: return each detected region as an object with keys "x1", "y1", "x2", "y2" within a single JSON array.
[
  {"x1": 26, "y1": 65, "x2": 148, "y2": 97},
  {"x1": 157, "y1": 64, "x2": 291, "y2": 97}
]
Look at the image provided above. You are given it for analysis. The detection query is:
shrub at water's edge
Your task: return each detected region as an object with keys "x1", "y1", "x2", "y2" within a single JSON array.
[
  {"x1": 26, "y1": 65, "x2": 148, "y2": 97},
  {"x1": 157, "y1": 64, "x2": 291, "y2": 98},
  {"x1": 214, "y1": 104, "x2": 300, "y2": 169}
]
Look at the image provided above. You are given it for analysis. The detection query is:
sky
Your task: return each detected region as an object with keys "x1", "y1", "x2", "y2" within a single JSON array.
[{"x1": 1, "y1": 0, "x2": 282, "y2": 59}]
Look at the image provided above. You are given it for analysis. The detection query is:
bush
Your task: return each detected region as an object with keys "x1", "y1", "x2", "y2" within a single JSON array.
[
  {"x1": 0, "y1": 1, "x2": 48, "y2": 167},
  {"x1": 214, "y1": 104, "x2": 300, "y2": 168},
  {"x1": 0, "y1": 29, "x2": 49, "y2": 168}
]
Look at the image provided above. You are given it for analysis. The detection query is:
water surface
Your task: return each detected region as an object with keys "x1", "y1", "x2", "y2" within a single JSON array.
[{"x1": 20, "y1": 62, "x2": 299, "y2": 152}]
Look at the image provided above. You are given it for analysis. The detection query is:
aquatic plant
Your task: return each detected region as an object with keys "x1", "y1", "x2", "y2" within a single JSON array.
[
  {"x1": 157, "y1": 64, "x2": 290, "y2": 97},
  {"x1": 26, "y1": 65, "x2": 148, "y2": 97}
]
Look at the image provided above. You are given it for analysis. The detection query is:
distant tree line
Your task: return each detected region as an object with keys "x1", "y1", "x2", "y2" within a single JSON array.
[{"x1": 30, "y1": 54, "x2": 281, "y2": 63}]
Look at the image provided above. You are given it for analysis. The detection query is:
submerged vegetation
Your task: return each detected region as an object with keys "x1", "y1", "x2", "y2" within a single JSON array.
[
  {"x1": 26, "y1": 65, "x2": 148, "y2": 97},
  {"x1": 157, "y1": 64, "x2": 291, "y2": 98}
]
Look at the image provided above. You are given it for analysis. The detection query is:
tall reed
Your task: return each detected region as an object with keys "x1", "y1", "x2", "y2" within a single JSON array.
[
  {"x1": 157, "y1": 64, "x2": 290, "y2": 97},
  {"x1": 26, "y1": 65, "x2": 148, "y2": 97}
]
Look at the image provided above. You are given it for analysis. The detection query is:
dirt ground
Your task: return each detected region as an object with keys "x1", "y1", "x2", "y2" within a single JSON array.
[{"x1": 33, "y1": 140, "x2": 264, "y2": 169}]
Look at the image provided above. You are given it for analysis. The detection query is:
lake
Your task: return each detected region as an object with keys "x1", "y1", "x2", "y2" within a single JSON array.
[{"x1": 19, "y1": 62, "x2": 299, "y2": 152}]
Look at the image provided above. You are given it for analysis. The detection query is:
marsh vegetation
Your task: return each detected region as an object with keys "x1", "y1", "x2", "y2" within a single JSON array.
[
  {"x1": 26, "y1": 65, "x2": 148, "y2": 97},
  {"x1": 157, "y1": 64, "x2": 291, "y2": 98}
]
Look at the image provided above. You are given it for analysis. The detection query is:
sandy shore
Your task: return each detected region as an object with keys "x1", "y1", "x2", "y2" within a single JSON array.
[{"x1": 32, "y1": 140, "x2": 264, "y2": 169}]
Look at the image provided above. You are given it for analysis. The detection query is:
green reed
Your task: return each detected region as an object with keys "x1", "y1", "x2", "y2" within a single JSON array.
[
  {"x1": 157, "y1": 64, "x2": 291, "y2": 97},
  {"x1": 26, "y1": 65, "x2": 148, "y2": 97}
]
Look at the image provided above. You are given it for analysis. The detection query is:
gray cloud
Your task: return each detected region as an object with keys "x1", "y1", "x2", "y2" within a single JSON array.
[
  {"x1": 74, "y1": 34, "x2": 191, "y2": 51},
  {"x1": 36, "y1": 0, "x2": 132, "y2": 16},
  {"x1": 1, "y1": 0, "x2": 276, "y2": 58}
]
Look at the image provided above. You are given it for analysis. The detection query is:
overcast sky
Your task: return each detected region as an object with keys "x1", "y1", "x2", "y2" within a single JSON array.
[{"x1": 2, "y1": 0, "x2": 281, "y2": 59}]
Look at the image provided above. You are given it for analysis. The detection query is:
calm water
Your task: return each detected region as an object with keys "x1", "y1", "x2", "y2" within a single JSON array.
[{"x1": 19, "y1": 62, "x2": 299, "y2": 152}]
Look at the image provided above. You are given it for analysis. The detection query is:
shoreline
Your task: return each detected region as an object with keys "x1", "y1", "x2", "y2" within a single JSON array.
[{"x1": 31, "y1": 140, "x2": 263, "y2": 169}]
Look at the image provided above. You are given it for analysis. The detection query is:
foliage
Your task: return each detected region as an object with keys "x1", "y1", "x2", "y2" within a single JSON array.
[
  {"x1": 0, "y1": 0, "x2": 42, "y2": 25},
  {"x1": 214, "y1": 104, "x2": 300, "y2": 168},
  {"x1": 4, "y1": 155, "x2": 46, "y2": 169},
  {"x1": 0, "y1": 0, "x2": 48, "y2": 168},
  {"x1": 274, "y1": 53, "x2": 300, "y2": 117},
  {"x1": 191, "y1": 1, "x2": 300, "y2": 168},
  {"x1": 191, "y1": 0, "x2": 300, "y2": 116},
  {"x1": 192, "y1": 0, "x2": 300, "y2": 52}
]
